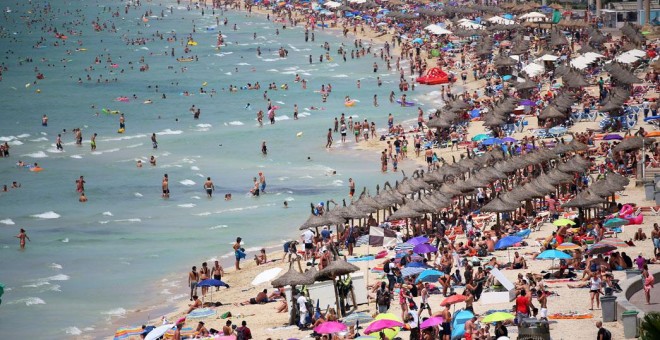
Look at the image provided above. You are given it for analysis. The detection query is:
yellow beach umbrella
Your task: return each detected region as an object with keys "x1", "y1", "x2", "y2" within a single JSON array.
[
  {"x1": 482, "y1": 312, "x2": 514, "y2": 324},
  {"x1": 371, "y1": 313, "x2": 401, "y2": 340},
  {"x1": 556, "y1": 242, "x2": 580, "y2": 251},
  {"x1": 553, "y1": 218, "x2": 575, "y2": 226}
]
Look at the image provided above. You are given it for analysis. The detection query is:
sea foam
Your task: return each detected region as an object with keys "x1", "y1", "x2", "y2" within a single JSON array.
[{"x1": 31, "y1": 211, "x2": 60, "y2": 219}]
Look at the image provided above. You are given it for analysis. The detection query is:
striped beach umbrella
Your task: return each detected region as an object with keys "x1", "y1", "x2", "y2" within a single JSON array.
[
  {"x1": 394, "y1": 242, "x2": 414, "y2": 252},
  {"x1": 556, "y1": 242, "x2": 580, "y2": 251},
  {"x1": 598, "y1": 238, "x2": 629, "y2": 248}
]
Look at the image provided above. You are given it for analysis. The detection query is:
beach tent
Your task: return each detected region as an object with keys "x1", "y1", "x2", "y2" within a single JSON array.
[
  {"x1": 518, "y1": 12, "x2": 547, "y2": 22},
  {"x1": 323, "y1": 1, "x2": 340, "y2": 8},
  {"x1": 615, "y1": 50, "x2": 645, "y2": 64},
  {"x1": 536, "y1": 54, "x2": 559, "y2": 62},
  {"x1": 424, "y1": 24, "x2": 452, "y2": 35},
  {"x1": 522, "y1": 63, "x2": 545, "y2": 77},
  {"x1": 457, "y1": 21, "x2": 485, "y2": 29},
  {"x1": 486, "y1": 16, "x2": 515, "y2": 25},
  {"x1": 479, "y1": 268, "x2": 516, "y2": 304}
]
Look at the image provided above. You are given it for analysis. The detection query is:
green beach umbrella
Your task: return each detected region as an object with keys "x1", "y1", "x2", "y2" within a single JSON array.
[
  {"x1": 553, "y1": 218, "x2": 575, "y2": 226},
  {"x1": 482, "y1": 312, "x2": 514, "y2": 324},
  {"x1": 472, "y1": 134, "x2": 490, "y2": 142}
]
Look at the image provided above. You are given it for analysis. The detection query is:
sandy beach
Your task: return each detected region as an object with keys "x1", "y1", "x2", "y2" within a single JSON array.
[{"x1": 127, "y1": 3, "x2": 660, "y2": 340}]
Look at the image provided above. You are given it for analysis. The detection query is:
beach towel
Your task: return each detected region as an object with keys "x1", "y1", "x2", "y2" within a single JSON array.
[
  {"x1": 347, "y1": 255, "x2": 375, "y2": 262},
  {"x1": 220, "y1": 311, "x2": 232, "y2": 319},
  {"x1": 188, "y1": 307, "x2": 216, "y2": 318},
  {"x1": 548, "y1": 313, "x2": 593, "y2": 320},
  {"x1": 164, "y1": 327, "x2": 195, "y2": 339},
  {"x1": 113, "y1": 326, "x2": 142, "y2": 340}
]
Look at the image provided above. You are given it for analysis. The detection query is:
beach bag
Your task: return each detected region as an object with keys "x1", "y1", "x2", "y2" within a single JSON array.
[{"x1": 383, "y1": 263, "x2": 391, "y2": 274}]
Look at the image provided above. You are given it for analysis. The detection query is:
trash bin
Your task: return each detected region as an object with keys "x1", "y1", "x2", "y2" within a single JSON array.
[
  {"x1": 645, "y1": 180, "x2": 655, "y2": 200},
  {"x1": 655, "y1": 191, "x2": 660, "y2": 206},
  {"x1": 622, "y1": 310, "x2": 639, "y2": 338},
  {"x1": 600, "y1": 295, "x2": 617, "y2": 322},
  {"x1": 625, "y1": 269, "x2": 642, "y2": 280}
]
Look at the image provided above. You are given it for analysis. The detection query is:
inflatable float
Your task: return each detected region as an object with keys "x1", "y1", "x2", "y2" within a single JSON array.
[
  {"x1": 396, "y1": 100, "x2": 416, "y2": 107},
  {"x1": 344, "y1": 100, "x2": 356, "y2": 107},
  {"x1": 116, "y1": 97, "x2": 129, "y2": 102},
  {"x1": 187, "y1": 41, "x2": 198, "y2": 46},
  {"x1": 176, "y1": 57, "x2": 195, "y2": 62},
  {"x1": 102, "y1": 109, "x2": 121, "y2": 115},
  {"x1": 416, "y1": 67, "x2": 449, "y2": 85},
  {"x1": 29, "y1": 167, "x2": 43, "y2": 172},
  {"x1": 117, "y1": 128, "x2": 125, "y2": 134},
  {"x1": 296, "y1": 132, "x2": 303, "y2": 137}
]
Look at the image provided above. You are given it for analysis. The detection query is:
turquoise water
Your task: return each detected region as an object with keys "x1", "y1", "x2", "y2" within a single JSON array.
[{"x1": 0, "y1": 1, "x2": 426, "y2": 338}]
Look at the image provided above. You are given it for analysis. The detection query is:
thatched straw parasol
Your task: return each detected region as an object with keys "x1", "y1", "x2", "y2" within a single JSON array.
[
  {"x1": 538, "y1": 105, "x2": 565, "y2": 119},
  {"x1": 299, "y1": 213, "x2": 345, "y2": 230},
  {"x1": 272, "y1": 265, "x2": 315, "y2": 287},
  {"x1": 315, "y1": 260, "x2": 360, "y2": 317},
  {"x1": 388, "y1": 204, "x2": 425, "y2": 220},
  {"x1": 612, "y1": 136, "x2": 653, "y2": 153}
]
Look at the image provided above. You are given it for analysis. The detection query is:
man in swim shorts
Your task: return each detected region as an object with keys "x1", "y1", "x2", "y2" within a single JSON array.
[
  {"x1": 90, "y1": 133, "x2": 97, "y2": 151},
  {"x1": 162, "y1": 174, "x2": 170, "y2": 198},
  {"x1": 259, "y1": 172, "x2": 266, "y2": 193},
  {"x1": 204, "y1": 177, "x2": 214, "y2": 198},
  {"x1": 188, "y1": 266, "x2": 199, "y2": 301}
]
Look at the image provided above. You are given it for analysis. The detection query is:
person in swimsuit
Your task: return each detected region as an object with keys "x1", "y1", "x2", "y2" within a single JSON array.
[
  {"x1": 151, "y1": 133, "x2": 158, "y2": 149},
  {"x1": 204, "y1": 177, "x2": 214, "y2": 198},
  {"x1": 188, "y1": 266, "x2": 199, "y2": 301},
  {"x1": 162, "y1": 174, "x2": 170, "y2": 198},
  {"x1": 90, "y1": 133, "x2": 97, "y2": 151},
  {"x1": 56, "y1": 134, "x2": 63, "y2": 151},
  {"x1": 348, "y1": 178, "x2": 355, "y2": 199},
  {"x1": 211, "y1": 260, "x2": 224, "y2": 290},
  {"x1": 440, "y1": 306, "x2": 451, "y2": 340},
  {"x1": 259, "y1": 172, "x2": 266, "y2": 193},
  {"x1": 76, "y1": 176, "x2": 85, "y2": 193},
  {"x1": 425, "y1": 147, "x2": 433, "y2": 171},
  {"x1": 119, "y1": 113, "x2": 125, "y2": 130},
  {"x1": 199, "y1": 262, "x2": 210, "y2": 297},
  {"x1": 233, "y1": 237, "x2": 244, "y2": 270},
  {"x1": 16, "y1": 228, "x2": 30, "y2": 249}
]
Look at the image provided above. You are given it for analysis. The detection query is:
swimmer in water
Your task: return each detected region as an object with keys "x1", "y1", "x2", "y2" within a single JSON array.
[
  {"x1": 245, "y1": 103, "x2": 251, "y2": 109},
  {"x1": 16, "y1": 228, "x2": 30, "y2": 249},
  {"x1": 79, "y1": 192, "x2": 88, "y2": 202}
]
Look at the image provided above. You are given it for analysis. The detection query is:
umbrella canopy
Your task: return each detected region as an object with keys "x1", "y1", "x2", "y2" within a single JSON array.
[
  {"x1": 388, "y1": 204, "x2": 425, "y2": 220},
  {"x1": 536, "y1": 249, "x2": 572, "y2": 260},
  {"x1": 364, "y1": 319, "x2": 405, "y2": 335},
  {"x1": 482, "y1": 312, "x2": 515, "y2": 324},
  {"x1": 272, "y1": 266, "x2": 315, "y2": 287},
  {"x1": 472, "y1": 133, "x2": 491, "y2": 141},
  {"x1": 587, "y1": 243, "x2": 617, "y2": 255},
  {"x1": 197, "y1": 279, "x2": 229, "y2": 288},
  {"x1": 401, "y1": 266, "x2": 427, "y2": 278},
  {"x1": 406, "y1": 236, "x2": 430, "y2": 246},
  {"x1": 495, "y1": 236, "x2": 523, "y2": 250},
  {"x1": 612, "y1": 136, "x2": 653, "y2": 153},
  {"x1": 145, "y1": 324, "x2": 175, "y2": 340},
  {"x1": 598, "y1": 238, "x2": 629, "y2": 248},
  {"x1": 394, "y1": 242, "x2": 415, "y2": 252},
  {"x1": 556, "y1": 242, "x2": 580, "y2": 251},
  {"x1": 482, "y1": 198, "x2": 521, "y2": 213},
  {"x1": 299, "y1": 213, "x2": 344, "y2": 230},
  {"x1": 420, "y1": 316, "x2": 444, "y2": 329},
  {"x1": 342, "y1": 312, "x2": 374, "y2": 327},
  {"x1": 553, "y1": 218, "x2": 575, "y2": 226},
  {"x1": 415, "y1": 269, "x2": 444, "y2": 283},
  {"x1": 440, "y1": 294, "x2": 467, "y2": 306},
  {"x1": 251, "y1": 267, "x2": 283, "y2": 286},
  {"x1": 413, "y1": 243, "x2": 438, "y2": 254},
  {"x1": 314, "y1": 321, "x2": 347, "y2": 334},
  {"x1": 604, "y1": 218, "x2": 629, "y2": 228},
  {"x1": 315, "y1": 260, "x2": 360, "y2": 281}
]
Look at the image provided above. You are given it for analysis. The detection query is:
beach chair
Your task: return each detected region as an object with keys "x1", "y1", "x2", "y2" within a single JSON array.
[{"x1": 533, "y1": 129, "x2": 550, "y2": 139}]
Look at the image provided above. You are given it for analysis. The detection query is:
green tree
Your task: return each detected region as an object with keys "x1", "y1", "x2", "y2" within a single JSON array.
[{"x1": 640, "y1": 312, "x2": 660, "y2": 340}]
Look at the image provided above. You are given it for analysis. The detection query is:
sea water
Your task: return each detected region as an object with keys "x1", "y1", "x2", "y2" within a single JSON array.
[{"x1": 0, "y1": 1, "x2": 426, "y2": 338}]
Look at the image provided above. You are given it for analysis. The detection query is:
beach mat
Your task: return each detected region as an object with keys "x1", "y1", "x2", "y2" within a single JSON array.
[{"x1": 188, "y1": 307, "x2": 216, "y2": 318}]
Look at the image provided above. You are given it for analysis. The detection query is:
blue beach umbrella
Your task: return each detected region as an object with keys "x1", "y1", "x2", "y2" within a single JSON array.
[
  {"x1": 412, "y1": 37, "x2": 423, "y2": 44},
  {"x1": 405, "y1": 261, "x2": 429, "y2": 268},
  {"x1": 197, "y1": 279, "x2": 229, "y2": 288},
  {"x1": 495, "y1": 236, "x2": 522, "y2": 250},
  {"x1": 502, "y1": 75, "x2": 512, "y2": 81},
  {"x1": 502, "y1": 137, "x2": 517, "y2": 143},
  {"x1": 536, "y1": 249, "x2": 572, "y2": 260},
  {"x1": 482, "y1": 137, "x2": 503, "y2": 146},
  {"x1": 415, "y1": 269, "x2": 444, "y2": 283},
  {"x1": 472, "y1": 134, "x2": 490, "y2": 141}
]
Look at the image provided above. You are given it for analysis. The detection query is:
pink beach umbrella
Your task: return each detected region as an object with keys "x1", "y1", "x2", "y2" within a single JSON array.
[
  {"x1": 364, "y1": 319, "x2": 405, "y2": 335},
  {"x1": 420, "y1": 316, "x2": 444, "y2": 329},
  {"x1": 314, "y1": 321, "x2": 348, "y2": 334}
]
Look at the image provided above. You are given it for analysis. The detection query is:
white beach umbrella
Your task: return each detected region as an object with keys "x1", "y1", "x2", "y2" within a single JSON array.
[
  {"x1": 324, "y1": 1, "x2": 341, "y2": 8},
  {"x1": 251, "y1": 267, "x2": 283, "y2": 286},
  {"x1": 518, "y1": 12, "x2": 547, "y2": 22},
  {"x1": 536, "y1": 54, "x2": 559, "y2": 62},
  {"x1": 145, "y1": 324, "x2": 175, "y2": 340},
  {"x1": 522, "y1": 63, "x2": 545, "y2": 77}
]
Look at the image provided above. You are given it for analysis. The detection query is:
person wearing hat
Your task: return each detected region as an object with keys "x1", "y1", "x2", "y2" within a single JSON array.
[{"x1": 195, "y1": 321, "x2": 209, "y2": 338}]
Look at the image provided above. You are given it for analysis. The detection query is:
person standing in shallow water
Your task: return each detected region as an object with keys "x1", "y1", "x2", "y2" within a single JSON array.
[
  {"x1": 16, "y1": 228, "x2": 30, "y2": 249},
  {"x1": 162, "y1": 174, "x2": 170, "y2": 198},
  {"x1": 261, "y1": 141, "x2": 267, "y2": 155},
  {"x1": 234, "y1": 237, "x2": 244, "y2": 270},
  {"x1": 204, "y1": 177, "x2": 214, "y2": 198}
]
